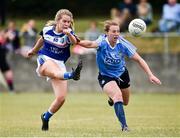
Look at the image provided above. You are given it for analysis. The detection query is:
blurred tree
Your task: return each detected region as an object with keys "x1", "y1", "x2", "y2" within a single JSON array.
[
  {"x1": 0, "y1": 0, "x2": 6, "y2": 26},
  {"x1": 5, "y1": 0, "x2": 180, "y2": 17}
]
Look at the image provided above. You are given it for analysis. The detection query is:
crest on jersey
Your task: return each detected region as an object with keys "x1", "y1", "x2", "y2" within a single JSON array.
[
  {"x1": 45, "y1": 35, "x2": 70, "y2": 48},
  {"x1": 109, "y1": 51, "x2": 122, "y2": 59}
]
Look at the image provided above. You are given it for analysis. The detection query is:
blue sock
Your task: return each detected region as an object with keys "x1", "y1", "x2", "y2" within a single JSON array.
[
  {"x1": 114, "y1": 101, "x2": 127, "y2": 128},
  {"x1": 63, "y1": 72, "x2": 73, "y2": 80},
  {"x1": 44, "y1": 111, "x2": 53, "y2": 121}
]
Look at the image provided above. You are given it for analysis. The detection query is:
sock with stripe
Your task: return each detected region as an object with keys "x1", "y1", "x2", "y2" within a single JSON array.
[
  {"x1": 43, "y1": 110, "x2": 53, "y2": 121},
  {"x1": 114, "y1": 101, "x2": 128, "y2": 128}
]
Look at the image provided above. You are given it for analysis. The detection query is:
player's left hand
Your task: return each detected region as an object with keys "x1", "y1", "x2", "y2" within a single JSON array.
[{"x1": 149, "y1": 75, "x2": 162, "y2": 85}]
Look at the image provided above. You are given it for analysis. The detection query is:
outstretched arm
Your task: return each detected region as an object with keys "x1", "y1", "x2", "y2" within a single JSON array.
[
  {"x1": 78, "y1": 40, "x2": 98, "y2": 48},
  {"x1": 27, "y1": 37, "x2": 43, "y2": 58},
  {"x1": 63, "y1": 28, "x2": 78, "y2": 44},
  {"x1": 131, "y1": 52, "x2": 162, "y2": 85}
]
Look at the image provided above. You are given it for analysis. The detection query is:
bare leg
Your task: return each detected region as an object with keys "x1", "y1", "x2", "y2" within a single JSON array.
[
  {"x1": 39, "y1": 59, "x2": 83, "y2": 81},
  {"x1": 40, "y1": 59, "x2": 82, "y2": 131},
  {"x1": 4, "y1": 70, "x2": 14, "y2": 91},
  {"x1": 103, "y1": 81, "x2": 128, "y2": 130},
  {"x1": 103, "y1": 81, "x2": 123, "y2": 103},
  {"x1": 121, "y1": 88, "x2": 130, "y2": 106},
  {"x1": 39, "y1": 60, "x2": 65, "y2": 80},
  {"x1": 49, "y1": 79, "x2": 67, "y2": 113},
  {"x1": 41, "y1": 78, "x2": 67, "y2": 131}
]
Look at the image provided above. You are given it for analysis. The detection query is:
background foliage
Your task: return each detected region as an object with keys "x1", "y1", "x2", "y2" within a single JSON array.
[{"x1": 5, "y1": 0, "x2": 180, "y2": 17}]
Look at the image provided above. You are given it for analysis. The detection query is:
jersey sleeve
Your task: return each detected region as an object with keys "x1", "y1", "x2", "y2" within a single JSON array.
[
  {"x1": 70, "y1": 30, "x2": 80, "y2": 42},
  {"x1": 39, "y1": 30, "x2": 43, "y2": 38},
  {"x1": 120, "y1": 37, "x2": 137, "y2": 58},
  {"x1": 40, "y1": 26, "x2": 53, "y2": 39},
  {"x1": 95, "y1": 34, "x2": 106, "y2": 49}
]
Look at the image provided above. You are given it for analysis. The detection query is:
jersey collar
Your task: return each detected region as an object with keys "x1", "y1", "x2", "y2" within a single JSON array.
[
  {"x1": 105, "y1": 37, "x2": 120, "y2": 49},
  {"x1": 52, "y1": 26, "x2": 64, "y2": 35}
]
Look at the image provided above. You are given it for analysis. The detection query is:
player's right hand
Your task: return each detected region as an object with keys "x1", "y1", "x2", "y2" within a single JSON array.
[
  {"x1": 149, "y1": 74, "x2": 162, "y2": 85},
  {"x1": 27, "y1": 49, "x2": 36, "y2": 58},
  {"x1": 63, "y1": 28, "x2": 72, "y2": 35}
]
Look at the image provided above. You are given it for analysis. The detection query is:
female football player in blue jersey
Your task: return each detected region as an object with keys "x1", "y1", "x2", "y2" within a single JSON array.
[
  {"x1": 27, "y1": 9, "x2": 82, "y2": 131},
  {"x1": 78, "y1": 20, "x2": 161, "y2": 131}
]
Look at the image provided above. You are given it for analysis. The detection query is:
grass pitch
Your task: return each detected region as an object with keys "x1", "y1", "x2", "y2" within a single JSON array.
[{"x1": 0, "y1": 92, "x2": 180, "y2": 137}]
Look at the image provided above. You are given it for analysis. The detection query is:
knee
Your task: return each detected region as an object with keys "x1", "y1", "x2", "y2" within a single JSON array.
[
  {"x1": 56, "y1": 95, "x2": 66, "y2": 104},
  {"x1": 39, "y1": 66, "x2": 46, "y2": 75},
  {"x1": 123, "y1": 96, "x2": 129, "y2": 106},
  {"x1": 113, "y1": 93, "x2": 123, "y2": 103},
  {"x1": 123, "y1": 101, "x2": 129, "y2": 106},
  {"x1": 5, "y1": 70, "x2": 13, "y2": 79}
]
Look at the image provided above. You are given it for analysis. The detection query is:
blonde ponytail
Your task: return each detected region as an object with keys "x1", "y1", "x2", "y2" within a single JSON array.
[{"x1": 45, "y1": 20, "x2": 56, "y2": 27}]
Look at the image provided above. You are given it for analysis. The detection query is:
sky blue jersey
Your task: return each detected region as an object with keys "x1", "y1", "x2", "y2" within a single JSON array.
[
  {"x1": 96, "y1": 34, "x2": 137, "y2": 78},
  {"x1": 38, "y1": 26, "x2": 75, "y2": 62}
]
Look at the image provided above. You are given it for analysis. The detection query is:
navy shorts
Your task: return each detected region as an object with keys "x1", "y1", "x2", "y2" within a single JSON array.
[{"x1": 98, "y1": 68, "x2": 130, "y2": 89}]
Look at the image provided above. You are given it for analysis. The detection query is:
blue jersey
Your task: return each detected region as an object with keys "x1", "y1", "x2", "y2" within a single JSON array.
[
  {"x1": 96, "y1": 34, "x2": 137, "y2": 78},
  {"x1": 38, "y1": 26, "x2": 75, "y2": 62}
]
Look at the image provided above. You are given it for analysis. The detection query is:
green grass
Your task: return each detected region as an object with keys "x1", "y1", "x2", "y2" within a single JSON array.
[
  {"x1": 74, "y1": 16, "x2": 107, "y2": 32},
  {"x1": 0, "y1": 92, "x2": 180, "y2": 137},
  {"x1": 3, "y1": 16, "x2": 107, "y2": 33},
  {"x1": 126, "y1": 37, "x2": 180, "y2": 53}
]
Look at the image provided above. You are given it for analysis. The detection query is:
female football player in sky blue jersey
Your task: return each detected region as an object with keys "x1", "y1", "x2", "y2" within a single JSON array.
[
  {"x1": 78, "y1": 20, "x2": 161, "y2": 131},
  {"x1": 27, "y1": 9, "x2": 82, "y2": 131}
]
